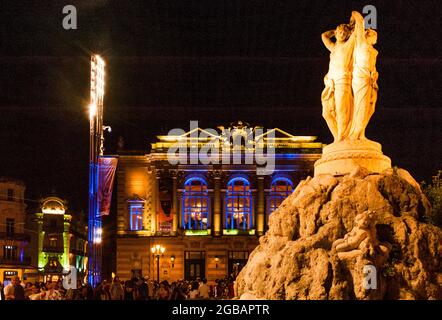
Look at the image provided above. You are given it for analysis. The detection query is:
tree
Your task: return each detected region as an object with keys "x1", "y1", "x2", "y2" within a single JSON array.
[{"x1": 422, "y1": 170, "x2": 442, "y2": 227}]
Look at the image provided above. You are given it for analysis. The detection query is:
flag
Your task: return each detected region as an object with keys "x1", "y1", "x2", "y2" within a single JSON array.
[{"x1": 98, "y1": 157, "x2": 118, "y2": 216}]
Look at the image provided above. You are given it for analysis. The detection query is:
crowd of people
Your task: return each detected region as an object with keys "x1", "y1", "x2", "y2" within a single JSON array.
[{"x1": 0, "y1": 275, "x2": 237, "y2": 300}]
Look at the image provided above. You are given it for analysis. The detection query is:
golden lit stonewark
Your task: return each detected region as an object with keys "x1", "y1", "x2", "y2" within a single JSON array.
[
  {"x1": 315, "y1": 10, "x2": 390, "y2": 176},
  {"x1": 115, "y1": 122, "x2": 323, "y2": 282}
]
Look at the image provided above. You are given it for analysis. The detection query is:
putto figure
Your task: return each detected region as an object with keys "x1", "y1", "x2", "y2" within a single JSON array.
[{"x1": 321, "y1": 11, "x2": 378, "y2": 142}]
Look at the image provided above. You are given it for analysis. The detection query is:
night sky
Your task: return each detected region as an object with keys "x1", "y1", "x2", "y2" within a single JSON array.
[{"x1": 0, "y1": 0, "x2": 440, "y2": 212}]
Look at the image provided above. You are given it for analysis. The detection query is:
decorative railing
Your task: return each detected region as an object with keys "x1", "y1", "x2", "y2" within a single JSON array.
[
  {"x1": 0, "y1": 256, "x2": 31, "y2": 265},
  {"x1": 0, "y1": 232, "x2": 30, "y2": 242}
]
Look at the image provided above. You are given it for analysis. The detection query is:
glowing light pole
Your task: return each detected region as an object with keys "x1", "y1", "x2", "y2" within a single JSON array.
[
  {"x1": 151, "y1": 244, "x2": 165, "y2": 283},
  {"x1": 88, "y1": 55, "x2": 105, "y2": 287}
]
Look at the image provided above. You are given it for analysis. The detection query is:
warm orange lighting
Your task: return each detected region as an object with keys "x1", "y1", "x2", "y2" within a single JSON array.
[
  {"x1": 151, "y1": 244, "x2": 166, "y2": 256},
  {"x1": 90, "y1": 54, "x2": 105, "y2": 120},
  {"x1": 89, "y1": 103, "x2": 97, "y2": 119}
]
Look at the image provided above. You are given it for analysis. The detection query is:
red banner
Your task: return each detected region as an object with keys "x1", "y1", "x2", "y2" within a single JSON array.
[
  {"x1": 158, "y1": 199, "x2": 173, "y2": 234},
  {"x1": 98, "y1": 157, "x2": 118, "y2": 216}
]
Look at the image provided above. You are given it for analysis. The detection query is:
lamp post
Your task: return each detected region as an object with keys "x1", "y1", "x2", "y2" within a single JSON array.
[
  {"x1": 88, "y1": 54, "x2": 105, "y2": 287},
  {"x1": 151, "y1": 244, "x2": 165, "y2": 283}
]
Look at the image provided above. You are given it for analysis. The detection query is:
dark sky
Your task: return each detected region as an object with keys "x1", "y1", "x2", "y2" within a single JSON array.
[{"x1": 0, "y1": 0, "x2": 441, "y2": 212}]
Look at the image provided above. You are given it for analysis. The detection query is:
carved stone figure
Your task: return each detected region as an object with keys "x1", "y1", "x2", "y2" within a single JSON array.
[
  {"x1": 236, "y1": 167, "x2": 442, "y2": 299},
  {"x1": 316, "y1": 11, "x2": 390, "y2": 176},
  {"x1": 321, "y1": 11, "x2": 379, "y2": 142},
  {"x1": 321, "y1": 14, "x2": 356, "y2": 142},
  {"x1": 349, "y1": 11, "x2": 379, "y2": 140},
  {"x1": 332, "y1": 210, "x2": 390, "y2": 265}
]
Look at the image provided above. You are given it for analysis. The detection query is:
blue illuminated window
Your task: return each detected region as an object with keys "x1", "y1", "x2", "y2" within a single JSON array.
[
  {"x1": 129, "y1": 202, "x2": 143, "y2": 231},
  {"x1": 182, "y1": 177, "x2": 210, "y2": 230},
  {"x1": 268, "y1": 177, "x2": 293, "y2": 214},
  {"x1": 225, "y1": 177, "x2": 252, "y2": 230}
]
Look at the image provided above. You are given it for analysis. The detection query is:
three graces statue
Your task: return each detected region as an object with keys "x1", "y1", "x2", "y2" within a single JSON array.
[{"x1": 321, "y1": 11, "x2": 378, "y2": 142}]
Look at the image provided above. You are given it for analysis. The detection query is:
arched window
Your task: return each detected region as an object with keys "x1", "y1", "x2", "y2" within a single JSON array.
[
  {"x1": 268, "y1": 177, "x2": 293, "y2": 214},
  {"x1": 182, "y1": 177, "x2": 210, "y2": 230},
  {"x1": 225, "y1": 177, "x2": 252, "y2": 230}
]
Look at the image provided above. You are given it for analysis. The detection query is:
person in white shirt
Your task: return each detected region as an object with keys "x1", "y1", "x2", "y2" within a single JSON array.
[
  {"x1": 198, "y1": 279, "x2": 210, "y2": 299},
  {"x1": 3, "y1": 276, "x2": 20, "y2": 300}
]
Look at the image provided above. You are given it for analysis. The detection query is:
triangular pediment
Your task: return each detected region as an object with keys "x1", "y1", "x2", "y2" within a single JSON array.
[
  {"x1": 178, "y1": 127, "x2": 220, "y2": 139},
  {"x1": 255, "y1": 128, "x2": 317, "y2": 142}
]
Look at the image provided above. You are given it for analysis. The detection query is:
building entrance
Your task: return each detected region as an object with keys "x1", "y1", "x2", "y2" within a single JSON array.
[{"x1": 185, "y1": 251, "x2": 205, "y2": 280}]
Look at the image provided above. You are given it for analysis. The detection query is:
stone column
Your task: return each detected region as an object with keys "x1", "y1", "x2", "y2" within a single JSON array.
[
  {"x1": 153, "y1": 169, "x2": 161, "y2": 235},
  {"x1": 213, "y1": 171, "x2": 222, "y2": 236},
  {"x1": 257, "y1": 176, "x2": 265, "y2": 235},
  {"x1": 63, "y1": 214, "x2": 72, "y2": 269},
  {"x1": 36, "y1": 213, "x2": 45, "y2": 270},
  {"x1": 171, "y1": 170, "x2": 178, "y2": 235},
  {"x1": 177, "y1": 193, "x2": 182, "y2": 231}
]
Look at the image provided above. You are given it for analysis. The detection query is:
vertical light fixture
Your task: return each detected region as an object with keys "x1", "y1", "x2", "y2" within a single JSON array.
[
  {"x1": 151, "y1": 244, "x2": 166, "y2": 282},
  {"x1": 88, "y1": 54, "x2": 105, "y2": 287}
]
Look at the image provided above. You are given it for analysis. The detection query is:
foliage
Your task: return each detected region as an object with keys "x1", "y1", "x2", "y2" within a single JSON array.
[{"x1": 421, "y1": 170, "x2": 442, "y2": 227}]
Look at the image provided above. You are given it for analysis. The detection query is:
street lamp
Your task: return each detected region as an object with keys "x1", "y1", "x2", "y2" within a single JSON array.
[
  {"x1": 151, "y1": 244, "x2": 165, "y2": 282},
  {"x1": 88, "y1": 54, "x2": 105, "y2": 287}
]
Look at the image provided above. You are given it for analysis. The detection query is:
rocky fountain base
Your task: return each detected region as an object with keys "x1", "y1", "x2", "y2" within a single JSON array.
[{"x1": 236, "y1": 166, "x2": 442, "y2": 300}]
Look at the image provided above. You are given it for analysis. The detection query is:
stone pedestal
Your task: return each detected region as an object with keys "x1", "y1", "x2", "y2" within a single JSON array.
[
  {"x1": 235, "y1": 166, "x2": 442, "y2": 300},
  {"x1": 314, "y1": 139, "x2": 391, "y2": 176}
]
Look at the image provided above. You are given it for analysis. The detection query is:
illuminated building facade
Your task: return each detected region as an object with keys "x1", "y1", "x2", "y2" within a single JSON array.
[
  {"x1": 115, "y1": 122, "x2": 323, "y2": 282},
  {"x1": 0, "y1": 177, "x2": 34, "y2": 285},
  {"x1": 27, "y1": 197, "x2": 88, "y2": 282}
]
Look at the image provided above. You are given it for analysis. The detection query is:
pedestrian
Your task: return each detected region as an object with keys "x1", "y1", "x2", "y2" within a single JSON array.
[
  {"x1": 135, "y1": 278, "x2": 148, "y2": 300},
  {"x1": 124, "y1": 280, "x2": 134, "y2": 300},
  {"x1": 147, "y1": 278, "x2": 154, "y2": 300},
  {"x1": 4, "y1": 276, "x2": 26, "y2": 300},
  {"x1": 188, "y1": 281, "x2": 199, "y2": 299},
  {"x1": 198, "y1": 279, "x2": 210, "y2": 299},
  {"x1": 156, "y1": 281, "x2": 170, "y2": 300},
  {"x1": 24, "y1": 282, "x2": 33, "y2": 300},
  {"x1": 0, "y1": 282, "x2": 3, "y2": 300},
  {"x1": 101, "y1": 281, "x2": 112, "y2": 300},
  {"x1": 110, "y1": 276, "x2": 124, "y2": 300},
  {"x1": 28, "y1": 284, "x2": 44, "y2": 300},
  {"x1": 169, "y1": 282, "x2": 186, "y2": 300},
  {"x1": 82, "y1": 283, "x2": 93, "y2": 300},
  {"x1": 45, "y1": 281, "x2": 62, "y2": 300}
]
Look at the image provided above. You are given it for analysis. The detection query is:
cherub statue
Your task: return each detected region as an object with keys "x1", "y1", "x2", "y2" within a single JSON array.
[{"x1": 332, "y1": 210, "x2": 390, "y2": 263}]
